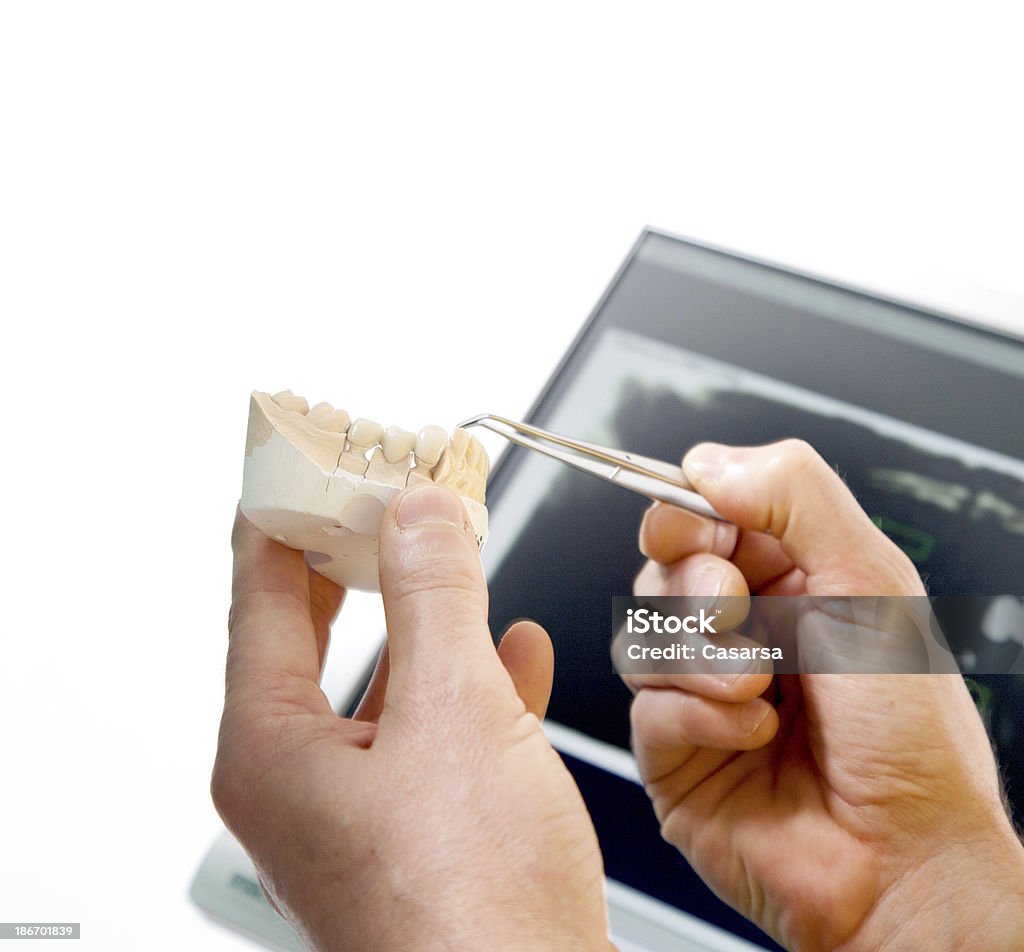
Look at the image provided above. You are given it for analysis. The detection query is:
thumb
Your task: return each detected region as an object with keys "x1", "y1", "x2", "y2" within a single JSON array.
[
  {"x1": 378, "y1": 484, "x2": 505, "y2": 705},
  {"x1": 683, "y1": 439, "x2": 923, "y2": 594}
]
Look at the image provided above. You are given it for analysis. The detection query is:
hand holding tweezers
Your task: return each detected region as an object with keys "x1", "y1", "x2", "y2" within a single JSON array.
[{"x1": 459, "y1": 413, "x2": 733, "y2": 525}]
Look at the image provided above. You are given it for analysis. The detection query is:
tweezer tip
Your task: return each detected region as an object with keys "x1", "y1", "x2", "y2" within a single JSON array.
[{"x1": 458, "y1": 413, "x2": 492, "y2": 429}]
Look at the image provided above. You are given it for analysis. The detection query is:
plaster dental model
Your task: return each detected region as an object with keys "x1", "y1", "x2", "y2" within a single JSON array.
[{"x1": 241, "y1": 390, "x2": 489, "y2": 592}]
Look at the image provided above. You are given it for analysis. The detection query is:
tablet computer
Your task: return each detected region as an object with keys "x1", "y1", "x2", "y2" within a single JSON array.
[{"x1": 481, "y1": 229, "x2": 1024, "y2": 950}]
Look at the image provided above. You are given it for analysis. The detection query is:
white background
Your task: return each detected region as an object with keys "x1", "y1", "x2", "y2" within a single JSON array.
[{"x1": 1, "y1": 3, "x2": 1022, "y2": 950}]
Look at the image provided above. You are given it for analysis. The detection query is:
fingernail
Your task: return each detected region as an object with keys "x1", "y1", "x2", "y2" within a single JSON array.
[
  {"x1": 684, "y1": 443, "x2": 730, "y2": 483},
  {"x1": 717, "y1": 657, "x2": 755, "y2": 688},
  {"x1": 695, "y1": 564, "x2": 727, "y2": 598},
  {"x1": 396, "y1": 485, "x2": 465, "y2": 529},
  {"x1": 740, "y1": 699, "x2": 771, "y2": 734}
]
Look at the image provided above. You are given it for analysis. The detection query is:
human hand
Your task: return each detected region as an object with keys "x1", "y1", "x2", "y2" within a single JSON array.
[
  {"x1": 629, "y1": 440, "x2": 1024, "y2": 952},
  {"x1": 213, "y1": 485, "x2": 614, "y2": 952}
]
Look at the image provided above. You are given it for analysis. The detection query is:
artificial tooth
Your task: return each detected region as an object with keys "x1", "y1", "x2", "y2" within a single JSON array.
[
  {"x1": 466, "y1": 436, "x2": 488, "y2": 477},
  {"x1": 338, "y1": 416, "x2": 381, "y2": 476},
  {"x1": 272, "y1": 390, "x2": 309, "y2": 414},
  {"x1": 309, "y1": 402, "x2": 351, "y2": 434},
  {"x1": 433, "y1": 427, "x2": 471, "y2": 482},
  {"x1": 320, "y1": 410, "x2": 351, "y2": 434},
  {"x1": 414, "y1": 425, "x2": 448, "y2": 466},
  {"x1": 431, "y1": 428, "x2": 487, "y2": 502},
  {"x1": 307, "y1": 401, "x2": 334, "y2": 425},
  {"x1": 382, "y1": 426, "x2": 416, "y2": 463},
  {"x1": 348, "y1": 418, "x2": 384, "y2": 449}
]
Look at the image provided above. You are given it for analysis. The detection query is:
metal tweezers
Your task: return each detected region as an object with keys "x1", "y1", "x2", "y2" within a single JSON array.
[{"x1": 459, "y1": 413, "x2": 732, "y2": 524}]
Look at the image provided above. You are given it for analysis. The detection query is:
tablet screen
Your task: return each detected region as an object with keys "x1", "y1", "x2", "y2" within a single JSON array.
[{"x1": 482, "y1": 231, "x2": 1024, "y2": 948}]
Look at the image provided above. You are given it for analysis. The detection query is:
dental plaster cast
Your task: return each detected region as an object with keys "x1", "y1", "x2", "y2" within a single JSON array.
[{"x1": 241, "y1": 390, "x2": 489, "y2": 591}]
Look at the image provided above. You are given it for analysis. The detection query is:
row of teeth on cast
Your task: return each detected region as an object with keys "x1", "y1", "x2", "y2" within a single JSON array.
[{"x1": 268, "y1": 389, "x2": 488, "y2": 499}]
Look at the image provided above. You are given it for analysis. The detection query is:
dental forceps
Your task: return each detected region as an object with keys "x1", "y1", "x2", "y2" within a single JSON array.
[{"x1": 459, "y1": 413, "x2": 733, "y2": 525}]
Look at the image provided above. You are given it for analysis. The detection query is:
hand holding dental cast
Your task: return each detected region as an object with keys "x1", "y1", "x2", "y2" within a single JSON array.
[
  {"x1": 214, "y1": 486, "x2": 615, "y2": 951},
  {"x1": 215, "y1": 408, "x2": 1024, "y2": 951}
]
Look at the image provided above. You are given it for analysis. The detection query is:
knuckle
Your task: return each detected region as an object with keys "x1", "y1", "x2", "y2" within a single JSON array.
[
  {"x1": 397, "y1": 557, "x2": 480, "y2": 598},
  {"x1": 633, "y1": 560, "x2": 663, "y2": 597},
  {"x1": 629, "y1": 703, "x2": 652, "y2": 750},
  {"x1": 630, "y1": 689, "x2": 678, "y2": 747},
  {"x1": 708, "y1": 518, "x2": 738, "y2": 558},
  {"x1": 209, "y1": 705, "x2": 274, "y2": 824},
  {"x1": 210, "y1": 754, "x2": 247, "y2": 824},
  {"x1": 227, "y1": 599, "x2": 241, "y2": 634},
  {"x1": 774, "y1": 438, "x2": 821, "y2": 474},
  {"x1": 389, "y1": 582, "x2": 488, "y2": 642},
  {"x1": 210, "y1": 709, "x2": 293, "y2": 829},
  {"x1": 389, "y1": 535, "x2": 484, "y2": 604}
]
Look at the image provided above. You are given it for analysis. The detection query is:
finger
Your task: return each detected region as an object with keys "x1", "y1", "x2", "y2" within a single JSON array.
[
  {"x1": 755, "y1": 565, "x2": 808, "y2": 595},
  {"x1": 633, "y1": 552, "x2": 748, "y2": 601},
  {"x1": 352, "y1": 643, "x2": 390, "y2": 722},
  {"x1": 378, "y1": 484, "x2": 507, "y2": 706},
  {"x1": 306, "y1": 563, "x2": 345, "y2": 675},
  {"x1": 683, "y1": 440, "x2": 923, "y2": 594},
  {"x1": 639, "y1": 500, "x2": 797, "y2": 591},
  {"x1": 496, "y1": 620, "x2": 554, "y2": 720},
  {"x1": 625, "y1": 558, "x2": 771, "y2": 699},
  {"x1": 623, "y1": 668, "x2": 774, "y2": 703},
  {"x1": 631, "y1": 687, "x2": 779, "y2": 759},
  {"x1": 227, "y1": 510, "x2": 333, "y2": 714},
  {"x1": 639, "y1": 501, "x2": 738, "y2": 563}
]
